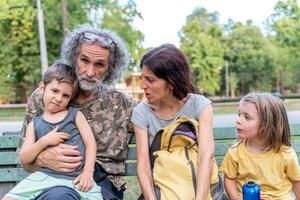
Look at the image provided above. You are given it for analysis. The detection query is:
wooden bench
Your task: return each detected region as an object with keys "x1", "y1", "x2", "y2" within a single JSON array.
[{"x1": 1, "y1": 123, "x2": 300, "y2": 198}]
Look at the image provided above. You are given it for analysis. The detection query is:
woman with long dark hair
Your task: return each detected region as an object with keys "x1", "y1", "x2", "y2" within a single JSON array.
[{"x1": 131, "y1": 44, "x2": 219, "y2": 200}]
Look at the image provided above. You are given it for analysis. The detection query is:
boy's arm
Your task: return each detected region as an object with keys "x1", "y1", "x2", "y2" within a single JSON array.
[
  {"x1": 224, "y1": 175, "x2": 242, "y2": 200},
  {"x1": 19, "y1": 121, "x2": 47, "y2": 165},
  {"x1": 20, "y1": 123, "x2": 69, "y2": 165},
  {"x1": 73, "y1": 111, "x2": 97, "y2": 191}
]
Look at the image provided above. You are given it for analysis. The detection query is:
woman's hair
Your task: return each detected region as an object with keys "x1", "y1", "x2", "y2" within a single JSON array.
[
  {"x1": 42, "y1": 62, "x2": 78, "y2": 96},
  {"x1": 140, "y1": 43, "x2": 198, "y2": 100},
  {"x1": 59, "y1": 24, "x2": 129, "y2": 83},
  {"x1": 241, "y1": 93, "x2": 291, "y2": 152}
]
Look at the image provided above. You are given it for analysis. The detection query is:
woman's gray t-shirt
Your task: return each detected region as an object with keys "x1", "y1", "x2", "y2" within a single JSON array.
[{"x1": 131, "y1": 93, "x2": 211, "y2": 145}]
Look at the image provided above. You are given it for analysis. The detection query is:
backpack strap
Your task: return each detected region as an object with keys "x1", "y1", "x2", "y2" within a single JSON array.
[
  {"x1": 184, "y1": 146, "x2": 197, "y2": 195},
  {"x1": 149, "y1": 129, "x2": 163, "y2": 169}
]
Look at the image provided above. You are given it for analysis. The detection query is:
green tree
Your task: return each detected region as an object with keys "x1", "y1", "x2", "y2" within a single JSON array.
[
  {"x1": 267, "y1": 0, "x2": 300, "y2": 94},
  {"x1": 100, "y1": 0, "x2": 144, "y2": 68},
  {"x1": 0, "y1": 0, "x2": 144, "y2": 103},
  {"x1": 179, "y1": 7, "x2": 224, "y2": 94},
  {"x1": 224, "y1": 21, "x2": 277, "y2": 95},
  {"x1": 0, "y1": 0, "x2": 39, "y2": 102}
]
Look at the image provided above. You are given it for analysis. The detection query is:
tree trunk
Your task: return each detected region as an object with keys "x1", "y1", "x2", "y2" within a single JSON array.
[{"x1": 279, "y1": 68, "x2": 285, "y2": 96}]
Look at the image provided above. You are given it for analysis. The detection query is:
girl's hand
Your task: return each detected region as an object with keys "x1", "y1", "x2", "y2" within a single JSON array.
[
  {"x1": 73, "y1": 171, "x2": 94, "y2": 192},
  {"x1": 42, "y1": 126, "x2": 69, "y2": 146}
]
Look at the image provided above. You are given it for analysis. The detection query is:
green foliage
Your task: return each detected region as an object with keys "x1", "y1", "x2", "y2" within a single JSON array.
[
  {"x1": 179, "y1": 8, "x2": 224, "y2": 94},
  {"x1": 179, "y1": 5, "x2": 300, "y2": 96},
  {"x1": 0, "y1": 0, "x2": 144, "y2": 103},
  {"x1": 100, "y1": 0, "x2": 144, "y2": 68},
  {"x1": 224, "y1": 23, "x2": 277, "y2": 94},
  {"x1": 0, "y1": 0, "x2": 40, "y2": 102},
  {"x1": 267, "y1": 0, "x2": 300, "y2": 93}
]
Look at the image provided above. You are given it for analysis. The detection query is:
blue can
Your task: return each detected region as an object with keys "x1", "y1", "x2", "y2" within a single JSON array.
[{"x1": 242, "y1": 181, "x2": 260, "y2": 200}]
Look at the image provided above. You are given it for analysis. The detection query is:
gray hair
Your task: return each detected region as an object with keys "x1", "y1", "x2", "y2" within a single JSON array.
[{"x1": 59, "y1": 24, "x2": 129, "y2": 83}]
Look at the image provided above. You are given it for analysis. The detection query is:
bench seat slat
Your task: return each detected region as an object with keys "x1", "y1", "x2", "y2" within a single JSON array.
[
  {"x1": 0, "y1": 168, "x2": 29, "y2": 182},
  {"x1": 127, "y1": 146, "x2": 136, "y2": 160},
  {"x1": 0, "y1": 152, "x2": 20, "y2": 165}
]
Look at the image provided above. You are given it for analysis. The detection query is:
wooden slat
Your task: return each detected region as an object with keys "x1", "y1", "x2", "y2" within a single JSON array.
[
  {"x1": 2, "y1": 157, "x2": 300, "y2": 179},
  {"x1": 129, "y1": 136, "x2": 136, "y2": 144},
  {"x1": 125, "y1": 162, "x2": 137, "y2": 176},
  {"x1": 127, "y1": 146, "x2": 136, "y2": 160},
  {"x1": 0, "y1": 168, "x2": 28, "y2": 182},
  {"x1": 291, "y1": 124, "x2": 300, "y2": 136},
  {"x1": 0, "y1": 135, "x2": 21, "y2": 149},
  {"x1": 292, "y1": 139, "x2": 300, "y2": 152},
  {"x1": 0, "y1": 152, "x2": 20, "y2": 165},
  {"x1": 0, "y1": 123, "x2": 299, "y2": 182},
  {"x1": 215, "y1": 141, "x2": 235, "y2": 156},
  {"x1": 213, "y1": 127, "x2": 236, "y2": 140},
  {"x1": 127, "y1": 135, "x2": 300, "y2": 160}
]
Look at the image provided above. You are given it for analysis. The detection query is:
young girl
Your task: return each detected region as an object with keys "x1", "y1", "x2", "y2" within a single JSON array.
[
  {"x1": 220, "y1": 93, "x2": 300, "y2": 200},
  {"x1": 3, "y1": 63, "x2": 102, "y2": 200}
]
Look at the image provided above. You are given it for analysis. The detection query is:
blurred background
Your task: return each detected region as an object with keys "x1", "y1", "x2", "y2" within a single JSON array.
[
  {"x1": 0, "y1": 1, "x2": 300, "y2": 198},
  {"x1": 0, "y1": 0, "x2": 300, "y2": 104}
]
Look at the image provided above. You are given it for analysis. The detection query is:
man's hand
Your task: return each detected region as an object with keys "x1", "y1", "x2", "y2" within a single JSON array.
[
  {"x1": 41, "y1": 126, "x2": 69, "y2": 147},
  {"x1": 36, "y1": 143, "x2": 82, "y2": 172}
]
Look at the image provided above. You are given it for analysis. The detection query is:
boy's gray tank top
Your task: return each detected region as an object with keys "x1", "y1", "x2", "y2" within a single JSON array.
[{"x1": 34, "y1": 107, "x2": 85, "y2": 180}]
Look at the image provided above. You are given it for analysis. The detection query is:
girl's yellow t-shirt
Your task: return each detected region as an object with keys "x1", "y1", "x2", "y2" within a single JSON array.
[{"x1": 220, "y1": 140, "x2": 300, "y2": 200}]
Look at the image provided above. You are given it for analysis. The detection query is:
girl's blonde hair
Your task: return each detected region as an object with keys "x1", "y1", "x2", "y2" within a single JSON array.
[{"x1": 241, "y1": 93, "x2": 291, "y2": 152}]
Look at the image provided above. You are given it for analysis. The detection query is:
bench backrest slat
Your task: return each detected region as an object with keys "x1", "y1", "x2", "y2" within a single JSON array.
[
  {"x1": 0, "y1": 123, "x2": 299, "y2": 183},
  {"x1": 0, "y1": 152, "x2": 19, "y2": 165},
  {"x1": 0, "y1": 136, "x2": 20, "y2": 149}
]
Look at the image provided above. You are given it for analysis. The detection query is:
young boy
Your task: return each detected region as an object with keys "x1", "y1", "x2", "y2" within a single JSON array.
[{"x1": 3, "y1": 63, "x2": 102, "y2": 200}]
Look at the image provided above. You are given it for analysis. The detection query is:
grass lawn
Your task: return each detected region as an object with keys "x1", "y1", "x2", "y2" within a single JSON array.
[
  {"x1": 213, "y1": 98, "x2": 300, "y2": 115},
  {"x1": 0, "y1": 98, "x2": 299, "y2": 121},
  {"x1": 124, "y1": 176, "x2": 140, "y2": 200},
  {"x1": 0, "y1": 107, "x2": 25, "y2": 121}
]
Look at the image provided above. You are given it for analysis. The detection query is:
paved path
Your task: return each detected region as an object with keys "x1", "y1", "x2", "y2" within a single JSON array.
[
  {"x1": 0, "y1": 121, "x2": 23, "y2": 135},
  {"x1": 213, "y1": 110, "x2": 300, "y2": 127},
  {"x1": 0, "y1": 111, "x2": 299, "y2": 134}
]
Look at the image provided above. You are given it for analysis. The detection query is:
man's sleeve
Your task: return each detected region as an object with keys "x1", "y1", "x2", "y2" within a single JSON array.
[
  {"x1": 125, "y1": 95, "x2": 137, "y2": 143},
  {"x1": 18, "y1": 89, "x2": 44, "y2": 149}
]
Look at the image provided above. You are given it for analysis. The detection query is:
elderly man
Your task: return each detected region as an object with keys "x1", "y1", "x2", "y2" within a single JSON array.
[{"x1": 21, "y1": 24, "x2": 136, "y2": 200}]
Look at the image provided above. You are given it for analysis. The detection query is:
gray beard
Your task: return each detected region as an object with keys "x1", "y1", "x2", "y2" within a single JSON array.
[
  {"x1": 75, "y1": 69, "x2": 102, "y2": 92},
  {"x1": 78, "y1": 79, "x2": 100, "y2": 92}
]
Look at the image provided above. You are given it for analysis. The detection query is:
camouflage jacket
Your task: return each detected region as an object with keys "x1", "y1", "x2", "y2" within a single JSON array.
[{"x1": 21, "y1": 85, "x2": 136, "y2": 188}]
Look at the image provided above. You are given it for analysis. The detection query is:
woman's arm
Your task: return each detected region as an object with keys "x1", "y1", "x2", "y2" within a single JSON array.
[
  {"x1": 134, "y1": 125, "x2": 157, "y2": 200},
  {"x1": 72, "y1": 111, "x2": 97, "y2": 192},
  {"x1": 196, "y1": 104, "x2": 215, "y2": 200},
  {"x1": 224, "y1": 176, "x2": 242, "y2": 200}
]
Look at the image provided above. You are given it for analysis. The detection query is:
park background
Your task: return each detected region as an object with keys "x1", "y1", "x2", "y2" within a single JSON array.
[{"x1": 0, "y1": 0, "x2": 300, "y2": 199}]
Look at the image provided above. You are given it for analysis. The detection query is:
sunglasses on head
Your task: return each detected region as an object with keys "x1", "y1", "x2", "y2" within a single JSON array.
[{"x1": 77, "y1": 31, "x2": 117, "y2": 53}]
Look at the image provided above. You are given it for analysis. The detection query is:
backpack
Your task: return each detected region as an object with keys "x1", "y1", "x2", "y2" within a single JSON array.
[{"x1": 148, "y1": 116, "x2": 222, "y2": 200}]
